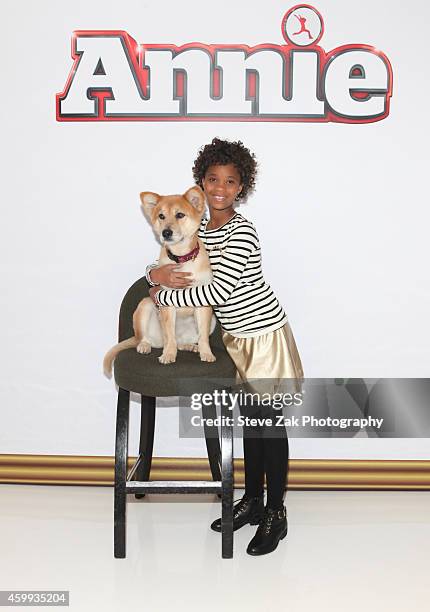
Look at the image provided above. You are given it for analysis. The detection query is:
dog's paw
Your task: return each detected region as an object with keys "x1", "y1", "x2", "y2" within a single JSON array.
[
  {"x1": 178, "y1": 343, "x2": 199, "y2": 352},
  {"x1": 137, "y1": 341, "x2": 151, "y2": 354},
  {"x1": 159, "y1": 351, "x2": 177, "y2": 364},
  {"x1": 200, "y1": 351, "x2": 216, "y2": 363}
]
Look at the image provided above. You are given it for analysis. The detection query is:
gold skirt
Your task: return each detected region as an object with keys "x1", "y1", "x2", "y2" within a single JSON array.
[{"x1": 222, "y1": 322, "x2": 304, "y2": 395}]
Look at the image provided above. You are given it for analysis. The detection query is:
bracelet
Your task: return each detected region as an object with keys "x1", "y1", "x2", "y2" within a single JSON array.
[{"x1": 145, "y1": 264, "x2": 159, "y2": 287}]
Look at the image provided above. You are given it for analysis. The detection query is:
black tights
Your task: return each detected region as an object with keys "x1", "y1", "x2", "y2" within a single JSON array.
[{"x1": 240, "y1": 403, "x2": 289, "y2": 509}]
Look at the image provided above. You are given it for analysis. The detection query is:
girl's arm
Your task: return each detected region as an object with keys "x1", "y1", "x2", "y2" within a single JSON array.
[
  {"x1": 148, "y1": 263, "x2": 193, "y2": 288},
  {"x1": 156, "y1": 222, "x2": 259, "y2": 307}
]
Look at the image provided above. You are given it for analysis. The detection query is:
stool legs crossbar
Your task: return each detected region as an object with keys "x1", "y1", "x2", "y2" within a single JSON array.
[{"x1": 113, "y1": 387, "x2": 234, "y2": 559}]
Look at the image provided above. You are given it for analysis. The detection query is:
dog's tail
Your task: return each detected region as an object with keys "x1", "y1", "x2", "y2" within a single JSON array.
[{"x1": 103, "y1": 336, "x2": 139, "y2": 379}]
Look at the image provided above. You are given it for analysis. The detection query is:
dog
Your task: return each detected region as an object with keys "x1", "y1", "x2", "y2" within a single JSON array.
[{"x1": 103, "y1": 185, "x2": 216, "y2": 377}]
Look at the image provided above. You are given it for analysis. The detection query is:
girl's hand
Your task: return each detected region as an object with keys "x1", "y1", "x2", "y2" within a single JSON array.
[{"x1": 150, "y1": 264, "x2": 193, "y2": 288}]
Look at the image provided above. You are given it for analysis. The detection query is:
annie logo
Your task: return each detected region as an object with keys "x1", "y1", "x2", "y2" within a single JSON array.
[{"x1": 56, "y1": 4, "x2": 393, "y2": 124}]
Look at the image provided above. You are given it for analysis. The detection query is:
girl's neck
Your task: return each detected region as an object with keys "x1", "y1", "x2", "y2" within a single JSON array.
[{"x1": 207, "y1": 207, "x2": 236, "y2": 230}]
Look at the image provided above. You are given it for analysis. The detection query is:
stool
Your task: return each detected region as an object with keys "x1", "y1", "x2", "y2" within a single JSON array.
[{"x1": 111, "y1": 277, "x2": 237, "y2": 559}]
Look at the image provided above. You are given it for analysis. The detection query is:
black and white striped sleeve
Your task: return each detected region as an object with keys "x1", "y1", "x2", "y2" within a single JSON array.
[{"x1": 157, "y1": 223, "x2": 259, "y2": 307}]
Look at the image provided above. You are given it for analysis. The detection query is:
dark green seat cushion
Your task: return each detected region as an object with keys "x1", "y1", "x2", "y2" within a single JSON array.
[
  {"x1": 114, "y1": 346, "x2": 236, "y2": 397},
  {"x1": 113, "y1": 276, "x2": 237, "y2": 396}
]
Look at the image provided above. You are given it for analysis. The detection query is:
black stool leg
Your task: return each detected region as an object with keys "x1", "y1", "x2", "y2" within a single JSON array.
[
  {"x1": 114, "y1": 387, "x2": 130, "y2": 558},
  {"x1": 135, "y1": 395, "x2": 156, "y2": 499},
  {"x1": 202, "y1": 402, "x2": 222, "y2": 483},
  {"x1": 220, "y1": 397, "x2": 234, "y2": 559}
]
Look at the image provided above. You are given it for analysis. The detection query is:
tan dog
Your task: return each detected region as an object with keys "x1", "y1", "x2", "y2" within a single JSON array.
[{"x1": 103, "y1": 186, "x2": 216, "y2": 377}]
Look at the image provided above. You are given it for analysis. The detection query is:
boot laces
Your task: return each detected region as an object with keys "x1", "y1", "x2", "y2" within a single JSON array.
[
  {"x1": 260, "y1": 507, "x2": 284, "y2": 535},
  {"x1": 261, "y1": 511, "x2": 275, "y2": 535},
  {"x1": 232, "y1": 496, "x2": 254, "y2": 518}
]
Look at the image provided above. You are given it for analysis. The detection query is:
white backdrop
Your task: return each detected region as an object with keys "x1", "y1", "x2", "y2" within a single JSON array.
[{"x1": 1, "y1": 0, "x2": 429, "y2": 459}]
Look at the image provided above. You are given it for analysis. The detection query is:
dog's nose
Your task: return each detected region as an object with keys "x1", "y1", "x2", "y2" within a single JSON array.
[{"x1": 162, "y1": 228, "x2": 173, "y2": 240}]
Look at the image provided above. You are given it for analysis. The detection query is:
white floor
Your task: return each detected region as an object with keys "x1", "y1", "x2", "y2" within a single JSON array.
[{"x1": 0, "y1": 486, "x2": 429, "y2": 612}]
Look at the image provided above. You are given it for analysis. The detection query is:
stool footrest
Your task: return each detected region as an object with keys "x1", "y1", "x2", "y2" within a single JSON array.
[{"x1": 126, "y1": 480, "x2": 222, "y2": 494}]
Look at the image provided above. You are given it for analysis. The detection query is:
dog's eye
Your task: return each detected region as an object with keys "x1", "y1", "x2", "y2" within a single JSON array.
[
  {"x1": 158, "y1": 213, "x2": 165, "y2": 220},
  {"x1": 175, "y1": 212, "x2": 185, "y2": 219}
]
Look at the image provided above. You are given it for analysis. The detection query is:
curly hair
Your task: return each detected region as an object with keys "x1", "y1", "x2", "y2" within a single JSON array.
[{"x1": 192, "y1": 137, "x2": 258, "y2": 201}]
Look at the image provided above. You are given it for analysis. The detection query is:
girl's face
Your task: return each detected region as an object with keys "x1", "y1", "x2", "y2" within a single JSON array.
[{"x1": 202, "y1": 164, "x2": 243, "y2": 213}]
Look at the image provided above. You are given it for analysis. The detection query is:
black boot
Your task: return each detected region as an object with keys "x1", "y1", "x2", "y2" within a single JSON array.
[
  {"x1": 210, "y1": 494, "x2": 264, "y2": 533},
  {"x1": 246, "y1": 505, "x2": 288, "y2": 556}
]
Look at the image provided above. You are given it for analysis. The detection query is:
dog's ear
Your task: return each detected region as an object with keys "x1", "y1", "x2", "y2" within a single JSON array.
[
  {"x1": 183, "y1": 186, "x2": 205, "y2": 214},
  {"x1": 140, "y1": 192, "x2": 160, "y2": 218}
]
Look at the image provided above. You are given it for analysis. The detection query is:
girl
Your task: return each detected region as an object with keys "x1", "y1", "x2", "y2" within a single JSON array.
[{"x1": 147, "y1": 138, "x2": 303, "y2": 556}]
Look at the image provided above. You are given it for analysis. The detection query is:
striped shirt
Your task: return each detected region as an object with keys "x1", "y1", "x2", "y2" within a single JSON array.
[{"x1": 157, "y1": 213, "x2": 288, "y2": 338}]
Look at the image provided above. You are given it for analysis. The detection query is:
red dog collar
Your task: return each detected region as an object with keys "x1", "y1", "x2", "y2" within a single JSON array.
[{"x1": 166, "y1": 243, "x2": 200, "y2": 264}]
